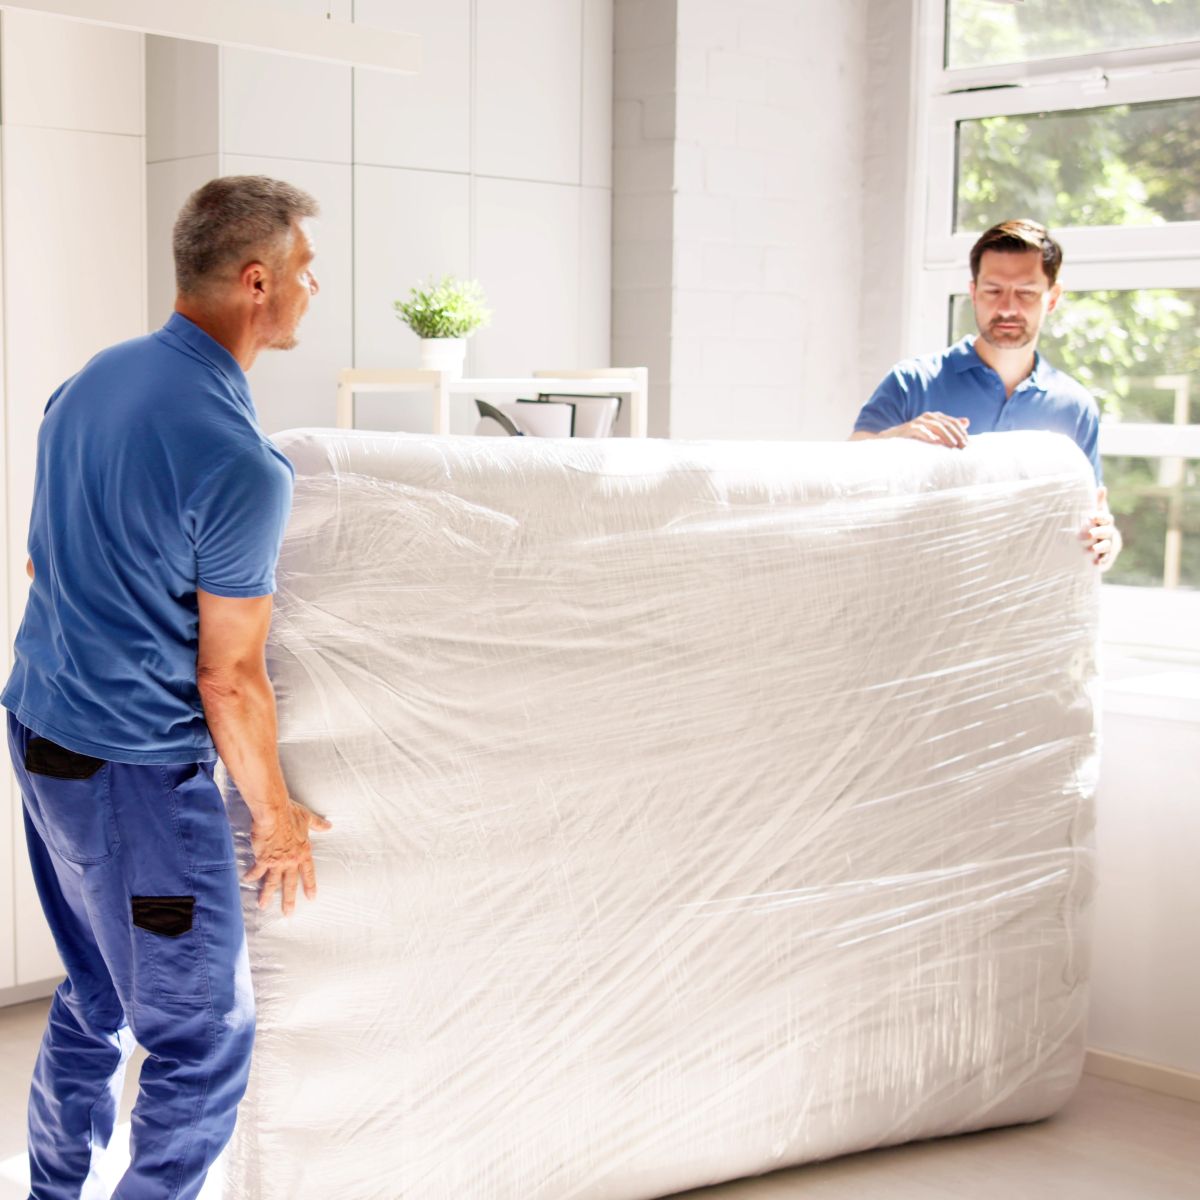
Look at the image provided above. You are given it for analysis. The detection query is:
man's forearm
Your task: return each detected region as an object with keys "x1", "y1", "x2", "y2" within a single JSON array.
[{"x1": 198, "y1": 664, "x2": 290, "y2": 823}]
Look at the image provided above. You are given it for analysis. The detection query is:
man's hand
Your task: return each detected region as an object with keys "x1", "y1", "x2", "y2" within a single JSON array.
[
  {"x1": 244, "y1": 799, "x2": 333, "y2": 916},
  {"x1": 1082, "y1": 485, "x2": 1122, "y2": 571},
  {"x1": 197, "y1": 589, "x2": 334, "y2": 917},
  {"x1": 880, "y1": 412, "x2": 970, "y2": 449}
]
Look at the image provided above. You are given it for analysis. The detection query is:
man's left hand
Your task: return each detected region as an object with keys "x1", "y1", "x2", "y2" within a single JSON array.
[{"x1": 1082, "y1": 485, "x2": 1121, "y2": 571}]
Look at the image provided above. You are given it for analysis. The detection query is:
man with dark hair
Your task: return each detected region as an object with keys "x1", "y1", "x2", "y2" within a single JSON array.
[
  {"x1": 852, "y1": 218, "x2": 1120, "y2": 569},
  {"x1": 2, "y1": 175, "x2": 330, "y2": 1199}
]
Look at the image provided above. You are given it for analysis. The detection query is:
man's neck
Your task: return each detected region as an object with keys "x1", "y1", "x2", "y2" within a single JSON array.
[
  {"x1": 972, "y1": 335, "x2": 1037, "y2": 399},
  {"x1": 174, "y1": 299, "x2": 259, "y2": 372}
]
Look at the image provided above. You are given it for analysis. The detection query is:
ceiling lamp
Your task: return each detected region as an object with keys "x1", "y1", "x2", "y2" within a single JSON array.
[{"x1": 1, "y1": 0, "x2": 420, "y2": 73}]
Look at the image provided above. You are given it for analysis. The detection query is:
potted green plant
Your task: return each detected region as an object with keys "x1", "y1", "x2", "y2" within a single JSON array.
[{"x1": 393, "y1": 275, "x2": 491, "y2": 378}]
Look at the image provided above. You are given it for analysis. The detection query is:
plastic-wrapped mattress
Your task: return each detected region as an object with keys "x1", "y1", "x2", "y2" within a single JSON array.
[{"x1": 224, "y1": 429, "x2": 1099, "y2": 1200}]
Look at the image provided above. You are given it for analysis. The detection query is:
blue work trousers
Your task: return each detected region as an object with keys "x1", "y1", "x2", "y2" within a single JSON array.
[{"x1": 7, "y1": 714, "x2": 254, "y2": 1200}]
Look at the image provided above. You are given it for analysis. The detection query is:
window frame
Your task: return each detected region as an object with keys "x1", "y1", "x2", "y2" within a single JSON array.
[
  {"x1": 904, "y1": 0, "x2": 1200, "y2": 665},
  {"x1": 908, "y1": 0, "x2": 1200, "y2": 614}
]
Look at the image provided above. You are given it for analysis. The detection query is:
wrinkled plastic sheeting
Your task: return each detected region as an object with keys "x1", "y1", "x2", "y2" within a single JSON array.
[{"x1": 225, "y1": 430, "x2": 1099, "y2": 1200}]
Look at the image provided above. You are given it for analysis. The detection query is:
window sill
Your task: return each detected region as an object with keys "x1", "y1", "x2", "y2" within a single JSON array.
[
  {"x1": 1103, "y1": 669, "x2": 1200, "y2": 725},
  {"x1": 1100, "y1": 584, "x2": 1200, "y2": 724}
]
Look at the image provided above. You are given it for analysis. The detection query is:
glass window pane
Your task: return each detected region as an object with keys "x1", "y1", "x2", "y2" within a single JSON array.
[
  {"x1": 1100, "y1": 455, "x2": 1200, "y2": 589},
  {"x1": 949, "y1": 289, "x2": 1200, "y2": 421},
  {"x1": 948, "y1": 288, "x2": 1200, "y2": 589},
  {"x1": 955, "y1": 98, "x2": 1200, "y2": 233},
  {"x1": 947, "y1": 0, "x2": 1200, "y2": 71}
]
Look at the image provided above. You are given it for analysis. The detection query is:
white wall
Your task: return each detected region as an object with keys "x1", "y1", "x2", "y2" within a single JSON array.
[
  {"x1": 0, "y1": 10, "x2": 148, "y2": 988},
  {"x1": 3, "y1": 0, "x2": 615, "y2": 1000},
  {"x1": 860, "y1": 0, "x2": 918, "y2": 401},
  {"x1": 614, "y1": 0, "x2": 878, "y2": 441},
  {"x1": 612, "y1": 0, "x2": 676, "y2": 436},
  {"x1": 671, "y1": 0, "x2": 868, "y2": 441},
  {"x1": 147, "y1": 0, "x2": 614, "y2": 437},
  {"x1": 1089, "y1": 705, "x2": 1200, "y2": 1075}
]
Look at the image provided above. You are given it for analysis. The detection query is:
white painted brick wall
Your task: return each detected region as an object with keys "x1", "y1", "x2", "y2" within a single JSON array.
[
  {"x1": 669, "y1": 0, "x2": 869, "y2": 440},
  {"x1": 613, "y1": 0, "x2": 676, "y2": 435},
  {"x1": 860, "y1": 0, "x2": 918, "y2": 401},
  {"x1": 620, "y1": 0, "x2": 907, "y2": 441}
]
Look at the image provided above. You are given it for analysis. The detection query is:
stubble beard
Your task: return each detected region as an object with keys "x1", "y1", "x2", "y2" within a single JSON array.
[
  {"x1": 978, "y1": 318, "x2": 1033, "y2": 351},
  {"x1": 266, "y1": 304, "x2": 303, "y2": 351}
]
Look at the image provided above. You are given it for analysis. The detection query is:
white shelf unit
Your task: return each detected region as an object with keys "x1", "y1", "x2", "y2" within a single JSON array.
[{"x1": 334, "y1": 367, "x2": 650, "y2": 438}]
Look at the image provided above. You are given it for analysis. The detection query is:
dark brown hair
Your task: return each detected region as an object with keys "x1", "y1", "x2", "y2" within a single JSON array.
[{"x1": 969, "y1": 219, "x2": 1063, "y2": 286}]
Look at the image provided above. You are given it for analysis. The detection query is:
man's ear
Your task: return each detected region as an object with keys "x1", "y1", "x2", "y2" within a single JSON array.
[
  {"x1": 240, "y1": 261, "x2": 268, "y2": 305},
  {"x1": 968, "y1": 279, "x2": 976, "y2": 302},
  {"x1": 1046, "y1": 282, "x2": 1062, "y2": 314}
]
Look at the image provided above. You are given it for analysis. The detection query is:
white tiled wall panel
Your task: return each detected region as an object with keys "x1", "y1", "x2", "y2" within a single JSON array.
[
  {"x1": 353, "y1": 165, "x2": 471, "y2": 368},
  {"x1": 582, "y1": 0, "x2": 615, "y2": 187},
  {"x1": 354, "y1": 0, "x2": 471, "y2": 174},
  {"x1": 145, "y1": 36, "x2": 219, "y2": 163},
  {"x1": 0, "y1": 11, "x2": 143, "y2": 136},
  {"x1": 2, "y1": 124, "x2": 145, "y2": 985},
  {"x1": 0, "y1": 786, "x2": 11, "y2": 988},
  {"x1": 475, "y1": 0, "x2": 583, "y2": 184},
  {"x1": 221, "y1": 155, "x2": 354, "y2": 434},
  {"x1": 352, "y1": 166, "x2": 471, "y2": 432},
  {"x1": 3, "y1": 127, "x2": 146, "y2": 581},
  {"x1": 2, "y1": 0, "x2": 617, "y2": 1002},
  {"x1": 221, "y1": 49, "x2": 352, "y2": 165},
  {"x1": 473, "y1": 177, "x2": 581, "y2": 378},
  {"x1": 579, "y1": 187, "x2": 613, "y2": 368},
  {"x1": 146, "y1": 155, "x2": 222, "y2": 328}
]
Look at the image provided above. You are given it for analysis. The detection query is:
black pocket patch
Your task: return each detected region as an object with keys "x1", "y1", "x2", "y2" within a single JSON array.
[
  {"x1": 132, "y1": 896, "x2": 195, "y2": 938},
  {"x1": 25, "y1": 737, "x2": 105, "y2": 780}
]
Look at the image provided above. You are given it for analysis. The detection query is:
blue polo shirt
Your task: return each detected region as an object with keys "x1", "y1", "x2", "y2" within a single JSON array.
[
  {"x1": 855, "y1": 336, "x2": 1102, "y2": 482},
  {"x1": 2, "y1": 313, "x2": 294, "y2": 764}
]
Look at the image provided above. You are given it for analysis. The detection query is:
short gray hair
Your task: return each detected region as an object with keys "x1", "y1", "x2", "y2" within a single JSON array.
[{"x1": 173, "y1": 175, "x2": 319, "y2": 296}]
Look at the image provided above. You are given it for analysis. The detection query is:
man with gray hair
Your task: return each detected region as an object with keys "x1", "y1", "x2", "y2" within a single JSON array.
[{"x1": 2, "y1": 175, "x2": 329, "y2": 1199}]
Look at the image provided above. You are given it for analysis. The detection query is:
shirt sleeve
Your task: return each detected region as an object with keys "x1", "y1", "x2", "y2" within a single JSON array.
[
  {"x1": 854, "y1": 371, "x2": 911, "y2": 434},
  {"x1": 190, "y1": 445, "x2": 294, "y2": 597}
]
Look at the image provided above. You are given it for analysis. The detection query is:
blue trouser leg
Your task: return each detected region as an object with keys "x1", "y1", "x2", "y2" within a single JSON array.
[
  {"x1": 9, "y1": 714, "x2": 255, "y2": 1200},
  {"x1": 29, "y1": 988, "x2": 135, "y2": 1200},
  {"x1": 23, "y1": 817, "x2": 135, "y2": 1200}
]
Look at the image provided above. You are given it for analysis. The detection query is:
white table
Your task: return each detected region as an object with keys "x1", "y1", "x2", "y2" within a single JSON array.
[{"x1": 334, "y1": 368, "x2": 649, "y2": 438}]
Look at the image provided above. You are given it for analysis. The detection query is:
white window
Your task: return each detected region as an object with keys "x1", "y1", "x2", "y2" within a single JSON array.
[{"x1": 908, "y1": 0, "x2": 1200, "y2": 667}]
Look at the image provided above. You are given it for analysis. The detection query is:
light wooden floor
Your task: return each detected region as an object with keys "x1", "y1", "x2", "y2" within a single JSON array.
[{"x1": 1, "y1": 998, "x2": 1197, "y2": 1199}]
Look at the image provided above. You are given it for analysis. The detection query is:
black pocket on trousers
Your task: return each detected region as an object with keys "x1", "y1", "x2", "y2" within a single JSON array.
[
  {"x1": 25, "y1": 737, "x2": 105, "y2": 780},
  {"x1": 132, "y1": 895, "x2": 195, "y2": 938}
]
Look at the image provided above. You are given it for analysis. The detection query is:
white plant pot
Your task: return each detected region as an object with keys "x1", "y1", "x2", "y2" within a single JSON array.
[{"x1": 419, "y1": 337, "x2": 467, "y2": 378}]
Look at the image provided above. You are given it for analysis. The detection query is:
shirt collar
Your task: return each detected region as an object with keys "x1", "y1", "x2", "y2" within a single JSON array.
[
  {"x1": 159, "y1": 312, "x2": 254, "y2": 411},
  {"x1": 952, "y1": 335, "x2": 1048, "y2": 392}
]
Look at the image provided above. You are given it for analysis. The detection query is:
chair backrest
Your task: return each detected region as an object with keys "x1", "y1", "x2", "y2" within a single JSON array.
[
  {"x1": 473, "y1": 395, "x2": 620, "y2": 438},
  {"x1": 474, "y1": 399, "x2": 526, "y2": 437}
]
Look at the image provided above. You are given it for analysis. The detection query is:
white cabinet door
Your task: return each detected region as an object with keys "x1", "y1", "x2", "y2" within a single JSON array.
[
  {"x1": 0, "y1": 776, "x2": 15, "y2": 990},
  {"x1": 1, "y1": 17, "x2": 146, "y2": 988}
]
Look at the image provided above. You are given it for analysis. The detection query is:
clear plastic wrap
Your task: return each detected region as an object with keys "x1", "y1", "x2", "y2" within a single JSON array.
[{"x1": 224, "y1": 429, "x2": 1099, "y2": 1200}]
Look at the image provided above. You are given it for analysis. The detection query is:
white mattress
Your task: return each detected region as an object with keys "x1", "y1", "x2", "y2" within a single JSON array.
[{"x1": 224, "y1": 430, "x2": 1099, "y2": 1200}]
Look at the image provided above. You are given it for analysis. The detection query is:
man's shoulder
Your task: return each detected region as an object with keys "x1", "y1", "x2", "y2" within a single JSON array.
[
  {"x1": 884, "y1": 341, "x2": 966, "y2": 390},
  {"x1": 60, "y1": 329, "x2": 205, "y2": 404},
  {"x1": 1037, "y1": 358, "x2": 1100, "y2": 419}
]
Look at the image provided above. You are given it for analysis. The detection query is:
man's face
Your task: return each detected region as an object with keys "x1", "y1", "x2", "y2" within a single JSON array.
[
  {"x1": 265, "y1": 219, "x2": 319, "y2": 351},
  {"x1": 969, "y1": 249, "x2": 1060, "y2": 351}
]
